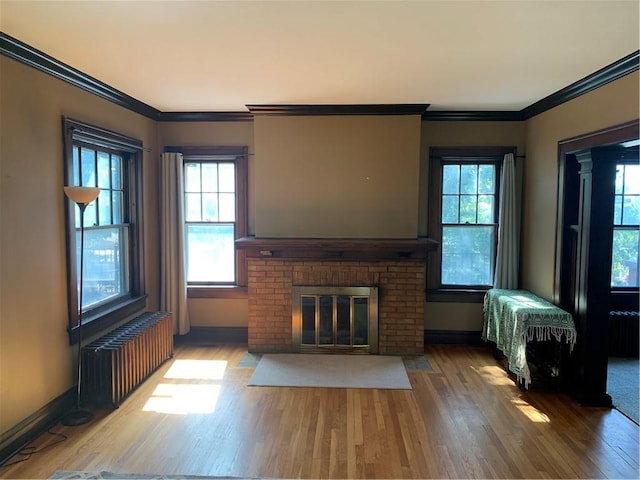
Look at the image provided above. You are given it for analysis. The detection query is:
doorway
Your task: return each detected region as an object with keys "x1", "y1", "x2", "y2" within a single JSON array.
[{"x1": 555, "y1": 120, "x2": 639, "y2": 406}]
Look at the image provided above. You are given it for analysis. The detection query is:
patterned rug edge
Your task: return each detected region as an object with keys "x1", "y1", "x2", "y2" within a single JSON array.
[{"x1": 50, "y1": 471, "x2": 267, "y2": 480}]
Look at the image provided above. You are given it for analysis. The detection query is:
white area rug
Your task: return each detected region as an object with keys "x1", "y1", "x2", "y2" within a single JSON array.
[{"x1": 248, "y1": 354, "x2": 412, "y2": 389}]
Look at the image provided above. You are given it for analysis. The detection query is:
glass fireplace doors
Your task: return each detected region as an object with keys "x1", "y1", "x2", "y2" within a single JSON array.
[{"x1": 292, "y1": 286, "x2": 378, "y2": 354}]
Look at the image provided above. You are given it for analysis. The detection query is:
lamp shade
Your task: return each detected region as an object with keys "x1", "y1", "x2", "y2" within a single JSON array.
[{"x1": 64, "y1": 186, "x2": 100, "y2": 205}]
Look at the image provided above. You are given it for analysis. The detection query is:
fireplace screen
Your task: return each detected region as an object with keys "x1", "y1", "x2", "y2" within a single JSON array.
[{"x1": 292, "y1": 287, "x2": 378, "y2": 353}]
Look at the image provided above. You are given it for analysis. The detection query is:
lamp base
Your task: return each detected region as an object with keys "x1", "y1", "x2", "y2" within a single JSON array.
[{"x1": 61, "y1": 409, "x2": 94, "y2": 426}]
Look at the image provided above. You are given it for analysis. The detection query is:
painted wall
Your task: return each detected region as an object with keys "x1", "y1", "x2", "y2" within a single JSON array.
[
  {"x1": 420, "y1": 120, "x2": 526, "y2": 331},
  {"x1": 253, "y1": 115, "x2": 422, "y2": 238},
  {"x1": 521, "y1": 71, "x2": 639, "y2": 301},
  {"x1": 0, "y1": 56, "x2": 159, "y2": 434}
]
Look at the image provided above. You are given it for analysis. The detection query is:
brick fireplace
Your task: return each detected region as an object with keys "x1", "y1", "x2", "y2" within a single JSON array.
[{"x1": 236, "y1": 237, "x2": 437, "y2": 355}]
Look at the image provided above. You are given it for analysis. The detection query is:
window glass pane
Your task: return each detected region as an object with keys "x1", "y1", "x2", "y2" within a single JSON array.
[
  {"x1": 97, "y1": 152, "x2": 110, "y2": 188},
  {"x1": 614, "y1": 195, "x2": 623, "y2": 225},
  {"x1": 184, "y1": 163, "x2": 201, "y2": 192},
  {"x1": 622, "y1": 196, "x2": 639, "y2": 225},
  {"x1": 113, "y1": 191, "x2": 123, "y2": 224},
  {"x1": 442, "y1": 165, "x2": 459, "y2": 194},
  {"x1": 219, "y1": 193, "x2": 236, "y2": 222},
  {"x1": 442, "y1": 195, "x2": 459, "y2": 224},
  {"x1": 186, "y1": 224, "x2": 235, "y2": 282},
  {"x1": 98, "y1": 189, "x2": 111, "y2": 226},
  {"x1": 442, "y1": 225, "x2": 494, "y2": 285},
  {"x1": 73, "y1": 147, "x2": 80, "y2": 185},
  {"x1": 81, "y1": 148, "x2": 96, "y2": 187},
  {"x1": 478, "y1": 165, "x2": 495, "y2": 194},
  {"x1": 218, "y1": 163, "x2": 235, "y2": 192},
  {"x1": 460, "y1": 165, "x2": 478, "y2": 194},
  {"x1": 459, "y1": 195, "x2": 477, "y2": 224},
  {"x1": 611, "y1": 228, "x2": 639, "y2": 287},
  {"x1": 81, "y1": 226, "x2": 129, "y2": 311},
  {"x1": 624, "y1": 164, "x2": 640, "y2": 195},
  {"x1": 477, "y1": 195, "x2": 494, "y2": 224},
  {"x1": 111, "y1": 155, "x2": 122, "y2": 189},
  {"x1": 202, "y1": 193, "x2": 219, "y2": 221},
  {"x1": 82, "y1": 200, "x2": 98, "y2": 228},
  {"x1": 615, "y1": 166, "x2": 624, "y2": 195},
  {"x1": 201, "y1": 163, "x2": 218, "y2": 192},
  {"x1": 185, "y1": 193, "x2": 202, "y2": 222}
]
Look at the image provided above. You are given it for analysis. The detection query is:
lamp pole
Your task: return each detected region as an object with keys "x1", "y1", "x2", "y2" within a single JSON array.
[{"x1": 62, "y1": 186, "x2": 99, "y2": 426}]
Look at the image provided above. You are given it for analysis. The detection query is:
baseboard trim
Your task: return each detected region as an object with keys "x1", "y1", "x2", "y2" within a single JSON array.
[
  {"x1": 425, "y1": 329, "x2": 483, "y2": 345},
  {"x1": 0, "y1": 388, "x2": 75, "y2": 465},
  {"x1": 175, "y1": 326, "x2": 248, "y2": 346}
]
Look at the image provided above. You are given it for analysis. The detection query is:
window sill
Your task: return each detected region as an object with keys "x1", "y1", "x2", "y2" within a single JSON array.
[
  {"x1": 426, "y1": 289, "x2": 489, "y2": 303},
  {"x1": 187, "y1": 286, "x2": 248, "y2": 299},
  {"x1": 68, "y1": 294, "x2": 148, "y2": 345}
]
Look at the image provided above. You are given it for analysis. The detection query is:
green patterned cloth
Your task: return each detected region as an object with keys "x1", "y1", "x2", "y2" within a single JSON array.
[{"x1": 482, "y1": 289, "x2": 577, "y2": 388}]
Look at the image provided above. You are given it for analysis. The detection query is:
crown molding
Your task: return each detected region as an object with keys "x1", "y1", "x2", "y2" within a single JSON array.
[
  {"x1": 522, "y1": 50, "x2": 639, "y2": 120},
  {"x1": 246, "y1": 104, "x2": 430, "y2": 116},
  {"x1": 2, "y1": 31, "x2": 637, "y2": 122},
  {"x1": 422, "y1": 110, "x2": 524, "y2": 121},
  {"x1": 158, "y1": 111, "x2": 253, "y2": 122},
  {"x1": 0, "y1": 32, "x2": 161, "y2": 120}
]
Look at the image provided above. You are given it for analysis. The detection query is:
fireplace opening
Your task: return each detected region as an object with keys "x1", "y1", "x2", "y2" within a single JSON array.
[{"x1": 292, "y1": 286, "x2": 378, "y2": 354}]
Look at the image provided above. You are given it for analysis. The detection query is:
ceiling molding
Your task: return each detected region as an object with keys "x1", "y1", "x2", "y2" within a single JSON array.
[
  {"x1": 1, "y1": 31, "x2": 637, "y2": 122},
  {"x1": 0, "y1": 32, "x2": 161, "y2": 120},
  {"x1": 246, "y1": 104, "x2": 430, "y2": 116},
  {"x1": 158, "y1": 111, "x2": 253, "y2": 122},
  {"x1": 521, "y1": 50, "x2": 639, "y2": 120},
  {"x1": 422, "y1": 111, "x2": 524, "y2": 121}
]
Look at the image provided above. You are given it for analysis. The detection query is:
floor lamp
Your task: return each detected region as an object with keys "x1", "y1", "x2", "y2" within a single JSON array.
[{"x1": 62, "y1": 186, "x2": 100, "y2": 426}]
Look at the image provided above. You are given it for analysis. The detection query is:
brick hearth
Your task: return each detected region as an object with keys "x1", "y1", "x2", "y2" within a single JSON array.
[{"x1": 237, "y1": 237, "x2": 437, "y2": 355}]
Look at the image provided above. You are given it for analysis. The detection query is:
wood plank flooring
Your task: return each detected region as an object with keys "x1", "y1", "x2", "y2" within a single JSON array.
[{"x1": 1, "y1": 344, "x2": 638, "y2": 479}]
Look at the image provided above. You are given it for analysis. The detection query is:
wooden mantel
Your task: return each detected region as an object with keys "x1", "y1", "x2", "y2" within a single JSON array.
[{"x1": 235, "y1": 236, "x2": 438, "y2": 261}]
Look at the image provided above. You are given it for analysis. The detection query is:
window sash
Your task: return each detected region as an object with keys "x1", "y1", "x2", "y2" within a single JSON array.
[
  {"x1": 63, "y1": 117, "x2": 145, "y2": 343},
  {"x1": 427, "y1": 147, "x2": 514, "y2": 301},
  {"x1": 183, "y1": 158, "x2": 239, "y2": 285}
]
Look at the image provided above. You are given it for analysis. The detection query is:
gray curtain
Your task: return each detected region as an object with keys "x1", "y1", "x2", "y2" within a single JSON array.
[
  {"x1": 160, "y1": 152, "x2": 190, "y2": 334},
  {"x1": 493, "y1": 152, "x2": 519, "y2": 289}
]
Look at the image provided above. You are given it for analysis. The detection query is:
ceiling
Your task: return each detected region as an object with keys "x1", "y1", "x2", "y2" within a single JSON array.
[{"x1": 1, "y1": 0, "x2": 638, "y2": 113}]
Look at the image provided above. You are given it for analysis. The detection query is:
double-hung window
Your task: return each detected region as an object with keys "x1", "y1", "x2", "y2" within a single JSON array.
[
  {"x1": 611, "y1": 162, "x2": 639, "y2": 288},
  {"x1": 428, "y1": 147, "x2": 514, "y2": 302},
  {"x1": 63, "y1": 117, "x2": 146, "y2": 343},
  {"x1": 169, "y1": 146, "x2": 248, "y2": 296}
]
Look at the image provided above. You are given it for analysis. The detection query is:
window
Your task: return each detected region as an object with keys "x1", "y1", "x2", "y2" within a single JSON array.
[
  {"x1": 428, "y1": 147, "x2": 514, "y2": 302},
  {"x1": 167, "y1": 146, "x2": 248, "y2": 297},
  {"x1": 63, "y1": 117, "x2": 146, "y2": 343},
  {"x1": 611, "y1": 162, "x2": 639, "y2": 288}
]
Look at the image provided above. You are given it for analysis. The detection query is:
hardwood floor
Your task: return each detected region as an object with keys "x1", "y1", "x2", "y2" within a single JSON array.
[{"x1": 1, "y1": 344, "x2": 638, "y2": 479}]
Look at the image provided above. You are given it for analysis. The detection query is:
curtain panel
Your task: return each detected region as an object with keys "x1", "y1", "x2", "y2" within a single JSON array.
[
  {"x1": 160, "y1": 152, "x2": 190, "y2": 334},
  {"x1": 493, "y1": 152, "x2": 520, "y2": 289}
]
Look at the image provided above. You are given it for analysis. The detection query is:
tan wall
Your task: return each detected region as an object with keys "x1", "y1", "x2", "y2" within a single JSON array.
[
  {"x1": 0, "y1": 57, "x2": 159, "y2": 433},
  {"x1": 253, "y1": 115, "x2": 422, "y2": 238},
  {"x1": 521, "y1": 71, "x2": 639, "y2": 301},
  {"x1": 420, "y1": 120, "x2": 526, "y2": 331}
]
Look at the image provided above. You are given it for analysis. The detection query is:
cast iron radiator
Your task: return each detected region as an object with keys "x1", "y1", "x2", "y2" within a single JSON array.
[
  {"x1": 608, "y1": 311, "x2": 639, "y2": 357},
  {"x1": 81, "y1": 311, "x2": 173, "y2": 408}
]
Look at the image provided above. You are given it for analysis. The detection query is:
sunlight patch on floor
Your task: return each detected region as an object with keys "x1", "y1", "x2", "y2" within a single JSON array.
[
  {"x1": 511, "y1": 397, "x2": 551, "y2": 423},
  {"x1": 472, "y1": 365, "x2": 513, "y2": 386},
  {"x1": 164, "y1": 359, "x2": 228, "y2": 380},
  {"x1": 143, "y1": 383, "x2": 221, "y2": 414}
]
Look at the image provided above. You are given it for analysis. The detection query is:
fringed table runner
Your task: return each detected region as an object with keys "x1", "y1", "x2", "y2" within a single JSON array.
[{"x1": 482, "y1": 289, "x2": 577, "y2": 388}]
